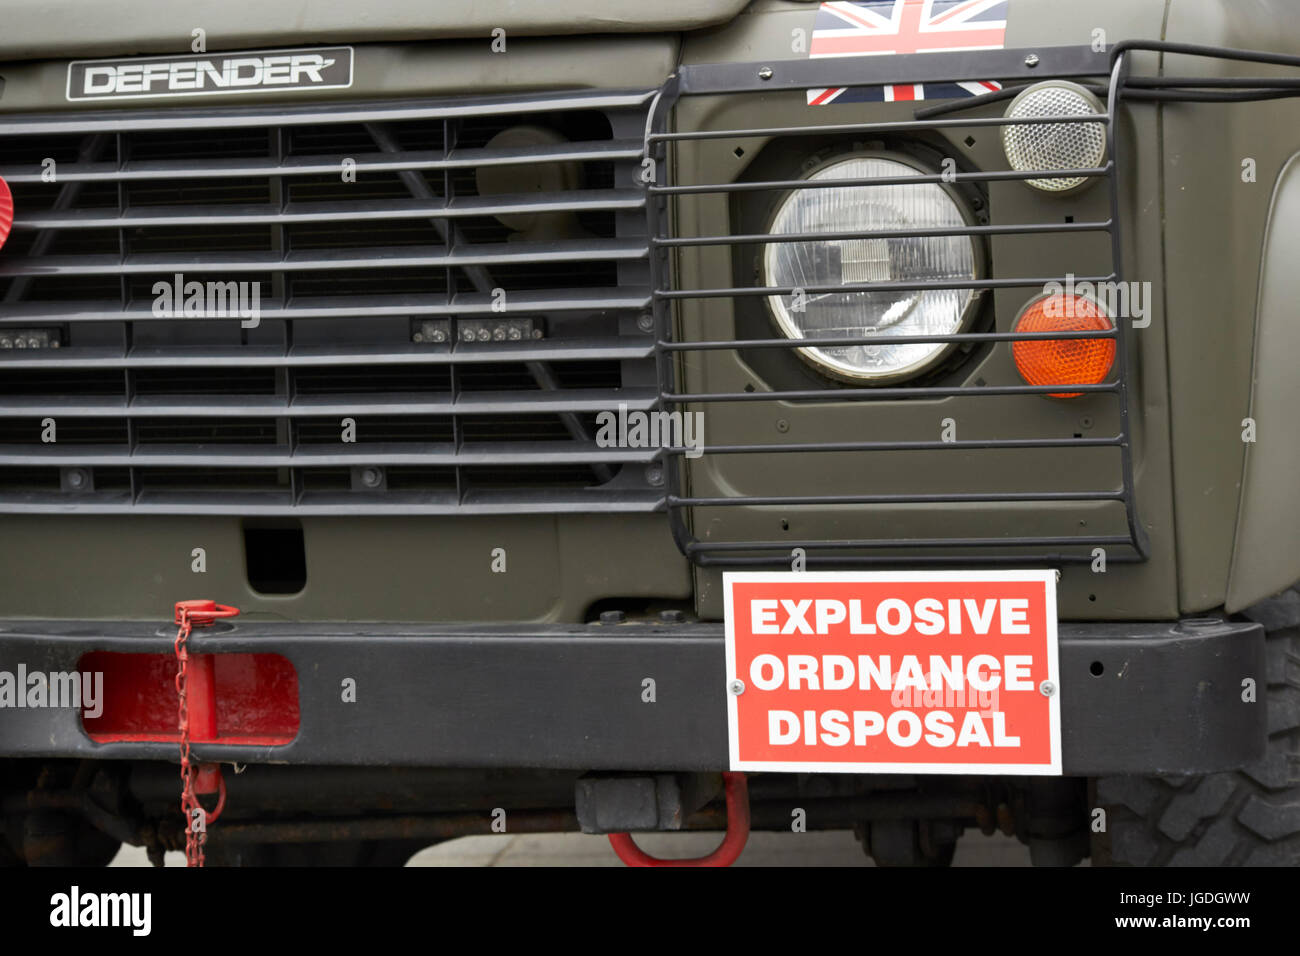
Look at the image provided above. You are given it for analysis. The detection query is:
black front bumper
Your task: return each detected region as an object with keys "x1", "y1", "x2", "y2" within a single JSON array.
[{"x1": 0, "y1": 617, "x2": 1265, "y2": 776}]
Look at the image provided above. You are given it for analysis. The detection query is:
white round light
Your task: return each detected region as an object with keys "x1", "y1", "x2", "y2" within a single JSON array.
[
  {"x1": 1001, "y1": 81, "x2": 1107, "y2": 192},
  {"x1": 763, "y1": 156, "x2": 979, "y2": 384}
]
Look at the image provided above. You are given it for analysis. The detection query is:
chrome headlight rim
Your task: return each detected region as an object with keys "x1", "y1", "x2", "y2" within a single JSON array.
[
  {"x1": 760, "y1": 150, "x2": 985, "y2": 386},
  {"x1": 1001, "y1": 80, "x2": 1108, "y2": 194}
]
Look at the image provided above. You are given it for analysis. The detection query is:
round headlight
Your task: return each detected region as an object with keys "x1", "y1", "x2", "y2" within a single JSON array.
[
  {"x1": 763, "y1": 156, "x2": 979, "y2": 384},
  {"x1": 1001, "y1": 81, "x2": 1106, "y2": 192}
]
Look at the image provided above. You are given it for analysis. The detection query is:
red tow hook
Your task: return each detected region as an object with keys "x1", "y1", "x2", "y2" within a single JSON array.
[
  {"x1": 174, "y1": 599, "x2": 240, "y2": 766},
  {"x1": 607, "y1": 772, "x2": 750, "y2": 867},
  {"x1": 173, "y1": 599, "x2": 240, "y2": 866},
  {"x1": 174, "y1": 599, "x2": 241, "y2": 627}
]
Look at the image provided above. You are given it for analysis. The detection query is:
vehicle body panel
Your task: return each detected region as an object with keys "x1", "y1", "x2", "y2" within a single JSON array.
[{"x1": 0, "y1": 0, "x2": 751, "y2": 61}]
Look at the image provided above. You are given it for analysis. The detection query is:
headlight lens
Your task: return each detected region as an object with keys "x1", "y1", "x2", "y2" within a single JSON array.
[{"x1": 763, "y1": 157, "x2": 979, "y2": 384}]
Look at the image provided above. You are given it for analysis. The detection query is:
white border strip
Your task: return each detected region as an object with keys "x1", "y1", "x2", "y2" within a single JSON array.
[{"x1": 723, "y1": 569, "x2": 1062, "y2": 776}]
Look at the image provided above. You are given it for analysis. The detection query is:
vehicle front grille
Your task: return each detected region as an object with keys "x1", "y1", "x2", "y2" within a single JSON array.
[{"x1": 0, "y1": 89, "x2": 660, "y2": 513}]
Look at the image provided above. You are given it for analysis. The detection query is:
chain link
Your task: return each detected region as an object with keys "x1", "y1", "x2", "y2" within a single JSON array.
[{"x1": 171, "y1": 601, "x2": 238, "y2": 867}]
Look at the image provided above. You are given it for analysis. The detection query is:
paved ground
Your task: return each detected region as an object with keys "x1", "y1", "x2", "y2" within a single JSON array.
[{"x1": 110, "y1": 830, "x2": 1040, "y2": 866}]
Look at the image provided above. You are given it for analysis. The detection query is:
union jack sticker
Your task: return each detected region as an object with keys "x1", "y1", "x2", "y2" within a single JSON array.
[{"x1": 805, "y1": 0, "x2": 1007, "y2": 105}]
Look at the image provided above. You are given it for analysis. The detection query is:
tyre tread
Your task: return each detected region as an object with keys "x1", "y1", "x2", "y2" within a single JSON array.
[{"x1": 1095, "y1": 588, "x2": 1300, "y2": 866}]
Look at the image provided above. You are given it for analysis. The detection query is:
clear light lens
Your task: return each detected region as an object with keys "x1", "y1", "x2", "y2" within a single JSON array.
[
  {"x1": 1001, "y1": 82, "x2": 1106, "y2": 192},
  {"x1": 763, "y1": 157, "x2": 978, "y2": 383}
]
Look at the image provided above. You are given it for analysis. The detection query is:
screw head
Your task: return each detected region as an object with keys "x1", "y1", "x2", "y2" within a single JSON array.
[
  {"x1": 359, "y1": 467, "x2": 383, "y2": 489},
  {"x1": 637, "y1": 313, "x2": 655, "y2": 333},
  {"x1": 645, "y1": 464, "x2": 664, "y2": 486},
  {"x1": 728, "y1": 678, "x2": 745, "y2": 695},
  {"x1": 599, "y1": 610, "x2": 626, "y2": 625},
  {"x1": 412, "y1": 332, "x2": 425, "y2": 342},
  {"x1": 659, "y1": 609, "x2": 686, "y2": 623},
  {"x1": 1024, "y1": 53, "x2": 1040, "y2": 68},
  {"x1": 758, "y1": 66, "x2": 774, "y2": 81},
  {"x1": 776, "y1": 419, "x2": 790, "y2": 434},
  {"x1": 1039, "y1": 680, "x2": 1056, "y2": 697},
  {"x1": 66, "y1": 469, "x2": 86, "y2": 490}
]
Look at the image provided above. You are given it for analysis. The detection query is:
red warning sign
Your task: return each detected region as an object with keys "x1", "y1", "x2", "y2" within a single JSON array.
[{"x1": 724, "y1": 571, "x2": 1061, "y2": 775}]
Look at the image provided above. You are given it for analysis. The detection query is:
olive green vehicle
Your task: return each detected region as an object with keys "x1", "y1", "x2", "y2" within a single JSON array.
[{"x1": 0, "y1": 0, "x2": 1297, "y2": 867}]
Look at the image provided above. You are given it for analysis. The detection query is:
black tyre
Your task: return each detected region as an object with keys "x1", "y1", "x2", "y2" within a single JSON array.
[{"x1": 1092, "y1": 587, "x2": 1300, "y2": 866}]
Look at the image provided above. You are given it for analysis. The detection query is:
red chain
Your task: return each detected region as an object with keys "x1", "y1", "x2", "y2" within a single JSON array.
[
  {"x1": 173, "y1": 600, "x2": 239, "y2": 867},
  {"x1": 174, "y1": 607, "x2": 207, "y2": 866}
]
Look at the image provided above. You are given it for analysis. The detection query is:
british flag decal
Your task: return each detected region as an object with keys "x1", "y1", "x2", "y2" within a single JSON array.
[{"x1": 806, "y1": 0, "x2": 1008, "y2": 105}]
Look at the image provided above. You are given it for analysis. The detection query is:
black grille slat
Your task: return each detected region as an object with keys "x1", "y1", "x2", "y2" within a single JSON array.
[
  {"x1": 0, "y1": 238, "x2": 650, "y2": 277},
  {"x1": 0, "y1": 288, "x2": 650, "y2": 321},
  {"x1": 0, "y1": 140, "x2": 645, "y2": 186},
  {"x1": 0, "y1": 441, "x2": 656, "y2": 467},
  {"x1": 15, "y1": 189, "x2": 646, "y2": 230},
  {"x1": 0, "y1": 388, "x2": 656, "y2": 417}
]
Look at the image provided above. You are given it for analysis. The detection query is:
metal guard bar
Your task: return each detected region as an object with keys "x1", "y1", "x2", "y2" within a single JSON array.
[{"x1": 646, "y1": 41, "x2": 1300, "y2": 568}]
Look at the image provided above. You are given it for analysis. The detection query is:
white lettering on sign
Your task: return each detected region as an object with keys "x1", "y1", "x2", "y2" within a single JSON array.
[{"x1": 750, "y1": 597, "x2": 1031, "y2": 636}]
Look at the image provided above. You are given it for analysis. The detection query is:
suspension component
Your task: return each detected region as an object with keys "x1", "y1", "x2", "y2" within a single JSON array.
[{"x1": 607, "y1": 772, "x2": 750, "y2": 867}]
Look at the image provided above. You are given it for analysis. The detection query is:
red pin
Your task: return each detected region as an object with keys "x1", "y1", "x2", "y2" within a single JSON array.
[{"x1": 0, "y1": 176, "x2": 12, "y2": 251}]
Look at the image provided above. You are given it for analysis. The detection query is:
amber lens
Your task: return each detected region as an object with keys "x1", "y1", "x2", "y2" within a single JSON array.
[{"x1": 1012, "y1": 295, "x2": 1115, "y2": 398}]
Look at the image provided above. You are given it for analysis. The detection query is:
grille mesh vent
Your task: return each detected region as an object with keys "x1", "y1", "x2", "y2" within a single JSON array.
[{"x1": 0, "y1": 90, "x2": 660, "y2": 514}]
